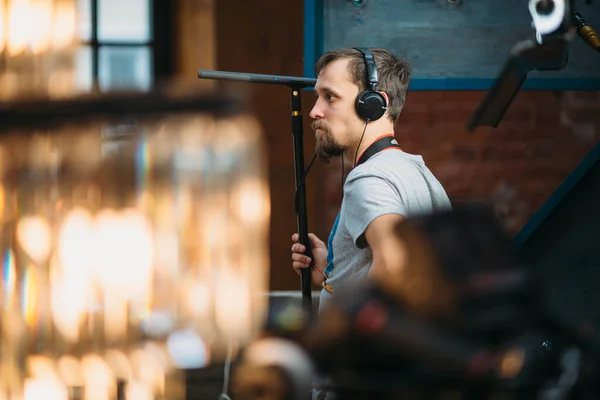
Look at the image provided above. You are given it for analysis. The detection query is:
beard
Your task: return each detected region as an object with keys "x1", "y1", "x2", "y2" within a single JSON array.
[{"x1": 312, "y1": 120, "x2": 345, "y2": 164}]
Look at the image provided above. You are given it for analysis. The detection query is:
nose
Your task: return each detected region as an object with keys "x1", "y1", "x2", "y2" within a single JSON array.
[{"x1": 309, "y1": 98, "x2": 324, "y2": 120}]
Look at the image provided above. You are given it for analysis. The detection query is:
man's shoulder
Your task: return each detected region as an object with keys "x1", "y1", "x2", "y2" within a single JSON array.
[{"x1": 350, "y1": 150, "x2": 423, "y2": 179}]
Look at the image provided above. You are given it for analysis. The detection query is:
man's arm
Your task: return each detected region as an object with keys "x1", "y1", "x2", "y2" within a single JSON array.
[{"x1": 364, "y1": 213, "x2": 406, "y2": 279}]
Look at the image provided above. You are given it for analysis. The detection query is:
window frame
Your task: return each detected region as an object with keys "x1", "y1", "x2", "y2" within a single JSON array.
[{"x1": 81, "y1": 0, "x2": 175, "y2": 89}]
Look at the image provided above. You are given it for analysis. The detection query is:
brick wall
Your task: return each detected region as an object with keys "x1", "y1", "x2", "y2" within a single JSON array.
[{"x1": 321, "y1": 90, "x2": 600, "y2": 234}]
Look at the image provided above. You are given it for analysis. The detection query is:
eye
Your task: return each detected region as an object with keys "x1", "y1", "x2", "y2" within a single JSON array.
[{"x1": 326, "y1": 93, "x2": 335, "y2": 101}]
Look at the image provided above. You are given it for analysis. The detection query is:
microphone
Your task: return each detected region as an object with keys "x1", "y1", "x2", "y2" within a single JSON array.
[
  {"x1": 573, "y1": 12, "x2": 600, "y2": 52},
  {"x1": 197, "y1": 70, "x2": 317, "y2": 88}
]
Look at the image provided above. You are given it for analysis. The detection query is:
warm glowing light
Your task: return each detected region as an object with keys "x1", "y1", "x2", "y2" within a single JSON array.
[
  {"x1": 51, "y1": 0, "x2": 76, "y2": 49},
  {"x1": 102, "y1": 294, "x2": 127, "y2": 344},
  {"x1": 26, "y1": 355, "x2": 55, "y2": 379},
  {"x1": 0, "y1": 184, "x2": 5, "y2": 220},
  {"x1": 500, "y1": 348, "x2": 525, "y2": 379},
  {"x1": 25, "y1": 356, "x2": 67, "y2": 400},
  {"x1": 29, "y1": 0, "x2": 53, "y2": 54},
  {"x1": 104, "y1": 350, "x2": 132, "y2": 381},
  {"x1": 125, "y1": 381, "x2": 153, "y2": 400},
  {"x1": 24, "y1": 377, "x2": 67, "y2": 400},
  {"x1": 7, "y1": 0, "x2": 30, "y2": 55},
  {"x1": 2, "y1": 0, "x2": 76, "y2": 56},
  {"x1": 94, "y1": 208, "x2": 153, "y2": 296},
  {"x1": 214, "y1": 267, "x2": 252, "y2": 340},
  {"x1": 81, "y1": 354, "x2": 115, "y2": 400},
  {"x1": 129, "y1": 345, "x2": 167, "y2": 397},
  {"x1": 21, "y1": 268, "x2": 40, "y2": 326},
  {"x1": 57, "y1": 208, "x2": 95, "y2": 273},
  {"x1": 230, "y1": 178, "x2": 270, "y2": 224},
  {"x1": 187, "y1": 281, "x2": 212, "y2": 319},
  {"x1": 0, "y1": 2, "x2": 5, "y2": 51},
  {"x1": 17, "y1": 216, "x2": 52, "y2": 265},
  {"x1": 57, "y1": 356, "x2": 83, "y2": 387},
  {"x1": 57, "y1": 207, "x2": 95, "y2": 283},
  {"x1": 50, "y1": 268, "x2": 87, "y2": 343}
]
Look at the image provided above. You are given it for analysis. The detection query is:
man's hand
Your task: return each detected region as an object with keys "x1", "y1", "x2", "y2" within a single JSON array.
[{"x1": 291, "y1": 233, "x2": 328, "y2": 286}]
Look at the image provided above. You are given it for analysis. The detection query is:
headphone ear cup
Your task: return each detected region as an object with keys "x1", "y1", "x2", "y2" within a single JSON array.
[{"x1": 356, "y1": 90, "x2": 387, "y2": 121}]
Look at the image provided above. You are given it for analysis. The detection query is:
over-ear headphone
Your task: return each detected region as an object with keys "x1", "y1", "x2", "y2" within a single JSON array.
[{"x1": 354, "y1": 47, "x2": 387, "y2": 122}]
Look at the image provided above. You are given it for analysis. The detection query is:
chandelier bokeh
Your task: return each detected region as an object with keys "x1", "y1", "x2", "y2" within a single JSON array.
[{"x1": 0, "y1": 2, "x2": 271, "y2": 399}]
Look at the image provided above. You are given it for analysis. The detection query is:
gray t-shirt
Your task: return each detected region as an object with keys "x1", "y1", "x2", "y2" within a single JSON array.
[{"x1": 319, "y1": 148, "x2": 451, "y2": 312}]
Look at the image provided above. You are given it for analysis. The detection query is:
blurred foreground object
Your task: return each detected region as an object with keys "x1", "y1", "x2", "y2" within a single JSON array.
[
  {"x1": 232, "y1": 336, "x2": 315, "y2": 400},
  {"x1": 235, "y1": 205, "x2": 600, "y2": 399},
  {"x1": 0, "y1": 87, "x2": 271, "y2": 400},
  {"x1": 307, "y1": 205, "x2": 600, "y2": 399}
]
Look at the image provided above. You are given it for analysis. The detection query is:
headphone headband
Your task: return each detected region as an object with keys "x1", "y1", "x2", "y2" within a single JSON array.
[
  {"x1": 352, "y1": 47, "x2": 387, "y2": 122},
  {"x1": 354, "y1": 47, "x2": 379, "y2": 92}
]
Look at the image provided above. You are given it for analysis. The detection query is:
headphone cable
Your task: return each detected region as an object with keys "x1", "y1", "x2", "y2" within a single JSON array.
[
  {"x1": 294, "y1": 151, "x2": 318, "y2": 213},
  {"x1": 353, "y1": 120, "x2": 370, "y2": 168},
  {"x1": 297, "y1": 118, "x2": 369, "y2": 212}
]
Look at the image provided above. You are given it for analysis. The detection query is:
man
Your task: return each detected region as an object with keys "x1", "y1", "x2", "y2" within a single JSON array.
[
  {"x1": 291, "y1": 46, "x2": 451, "y2": 309},
  {"x1": 291, "y1": 47, "x2": 451, "y2": 398}
]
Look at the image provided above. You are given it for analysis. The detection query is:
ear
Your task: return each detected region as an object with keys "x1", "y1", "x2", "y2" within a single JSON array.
[{"x1": 379, "y1": 91, "x2": 390, "y2": 107}]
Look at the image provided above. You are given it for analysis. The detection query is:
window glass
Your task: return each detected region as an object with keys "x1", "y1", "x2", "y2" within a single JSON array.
[
  {"x1": 76, "y1": 0, "x2": 92, "y2": 42},
  {"x1": 98, "y1": 0, "x2": 150, "y2": 42},
  {"x1": 99, "y1": 46, "x2": 152, "y2": 91},
  {"x1": 74, "y1": 45, "x2": 93, "y2": 90}
]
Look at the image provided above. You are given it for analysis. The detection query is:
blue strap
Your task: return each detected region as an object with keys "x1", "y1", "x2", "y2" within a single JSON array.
[{"x1": 324, "y1": 211, "x2": 341, "y2": 276}]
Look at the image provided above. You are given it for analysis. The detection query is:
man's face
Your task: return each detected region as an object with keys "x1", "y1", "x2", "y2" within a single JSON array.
[{"x1": 310, "y1": 59, "x2": 363, "y2": 163}]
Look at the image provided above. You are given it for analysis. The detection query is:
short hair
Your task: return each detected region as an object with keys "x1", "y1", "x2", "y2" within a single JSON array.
[{"x1": 314, "y1": 47, "x2": 412, "y2": 125}]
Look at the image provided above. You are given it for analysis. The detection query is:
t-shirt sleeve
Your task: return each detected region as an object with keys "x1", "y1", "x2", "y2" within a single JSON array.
[{"x1": 342, "y1": 172, "x2": 407, "y2": 248}]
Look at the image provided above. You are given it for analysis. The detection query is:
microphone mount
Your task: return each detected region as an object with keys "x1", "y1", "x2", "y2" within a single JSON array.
[
  {"x1": 197, "y1": 70, "x2": 316, "y2": 89},
  {"x1": 467, "y1": 0, "x2": 599, "y2": 132}
]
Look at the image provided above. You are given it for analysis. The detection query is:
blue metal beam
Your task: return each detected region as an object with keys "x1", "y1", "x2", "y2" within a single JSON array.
[
  {"x1": 513, "y1": 141, "x2": 600, "y2": 248},
  {"x1": 409, "y1": 78, "x2": 600, "y2": 91},
  {"x1": 303, "y1": 0, "x2": 322, "y2": 80},
  {"x1": 304, "y1": 1, "x2": 600, "y2": 91}
]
